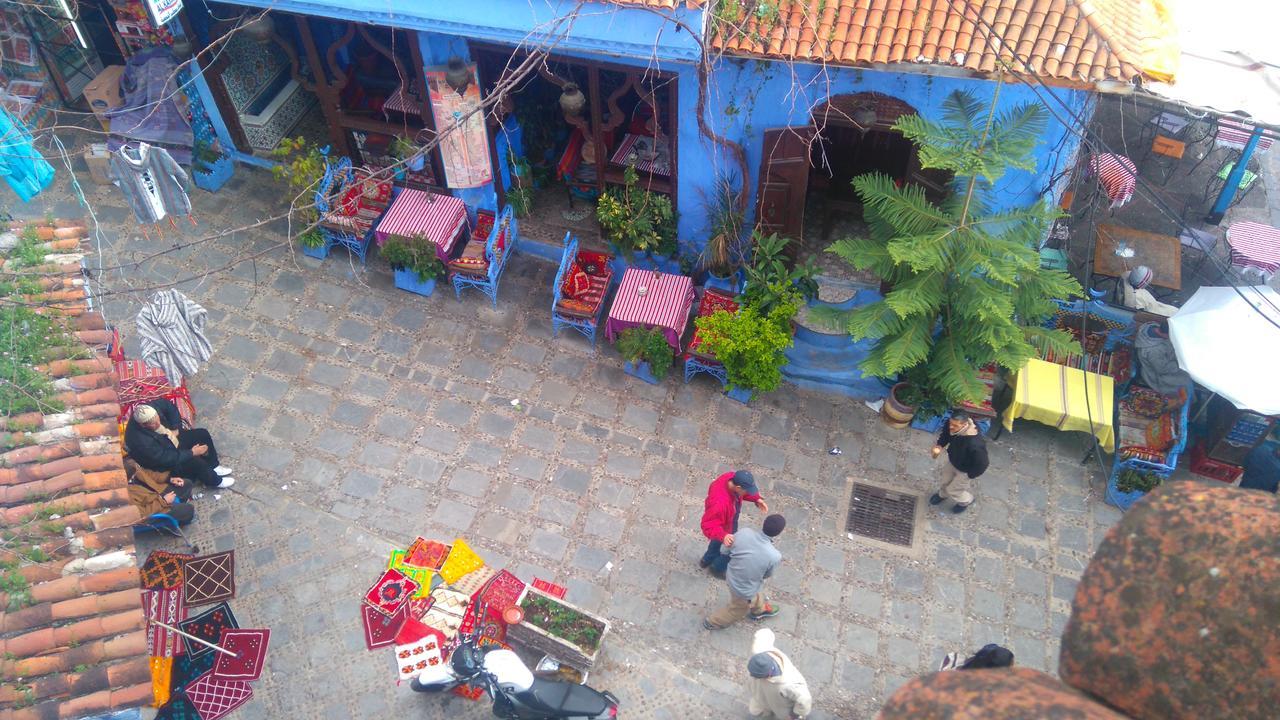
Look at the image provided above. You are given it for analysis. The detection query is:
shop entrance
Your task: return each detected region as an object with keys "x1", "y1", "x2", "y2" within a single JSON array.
[{"x1": 755, "y1": 93, "x2": 950, "y2": 269}]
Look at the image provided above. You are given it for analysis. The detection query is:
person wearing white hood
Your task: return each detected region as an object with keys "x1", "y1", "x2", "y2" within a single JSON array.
[{"x1": 746, "y1": 628, "x2": 812, "y2": 720}]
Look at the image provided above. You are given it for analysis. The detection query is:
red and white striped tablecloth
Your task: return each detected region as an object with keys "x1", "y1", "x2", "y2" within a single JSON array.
[
  {"x1": 1215, "y1": 117, "x2": 1275, "y2": 152},
  {"x1": 609, "y1": 134, "x2": 672, "y2": 177},
  {"x1": 1226, "y1": 221, "x2": 1280, "y2": 278},
  {"x1": 374, "y1": 189, "x2": 467, "y2": 263},
  {"x1": 1088, "y1": 153, "x2": 1137, "y2": 208},
  {"x1": 605, "y1": 268, "x2": 695, "y2": 350}
]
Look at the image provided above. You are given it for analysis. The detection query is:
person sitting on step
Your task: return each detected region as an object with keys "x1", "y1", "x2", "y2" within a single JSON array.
[{"x1": 124, "y1": 399, "x2": 235, "y2": 490}]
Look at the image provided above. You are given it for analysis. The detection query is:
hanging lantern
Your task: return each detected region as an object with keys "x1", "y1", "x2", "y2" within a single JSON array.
[
  {"x1": 244, "y1": 15, "x2": 275, "y2": 44},
  {"x1": 170, "y1": 37, "x2": 193, "y2": 60},
  {"x1": 852, "y1": 104, "x2": 877, "y2": 129},
  {"x1": 559, "y1": 82, "x2": 586, "y2": 117},
  {"x1": 445, "y1": 58, "x2": 472, "y2": 95}
]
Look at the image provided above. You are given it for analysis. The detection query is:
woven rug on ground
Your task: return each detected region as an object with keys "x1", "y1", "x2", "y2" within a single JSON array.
[
  {"x1": 212, "y1": 628, "x2": 270, "y2": 681},
  {"x1": 179, "y1": 602, "x2": 240, "y2": 658},
  {"x1": 171, "y1": 650, "x2": 215, "y2": 693},
  {"x1": 438, "y1": 538, "x2": 484, "y2": 584},
  {"x1": 388, "y1": 550, "x2": 436, "y2": 598},
  {"x1": 150, "y1": 656, "x2": 173, "y2": 707},
  {"x1": 532, "y1": 578, "x2": 567, "y2": 599},
  {"x1": 404, "y1": 537, "x2": 451, "y2": 569},
  {"x1": 362, "y1": 602, "x2": 407, "y2": 650},
  {"x1": 408, "y1": 596, "x2": 434, "y2": 621},
  {"x1": 185, "y1": 672, "x2": 253, "y2": 720},
  {"x1": 476, "y1": 569, "x2": 526, "y2": 612},
  {"x1": 155, "y1": 692, "x2": 201, "y2": 720},
  {"x1": 364, "y1": 568, "x2": 419, "y2": 617},
  {"x1": 395, "y1": 633, "x2": 444, "y2": 681},
  {"x1": 183, "y1": 551, "x2": 235, "y2": 606},
  {"x1": 142, "y1": 550, "x2": 192, "y2": 590},
  {"x1": 450, "y1": 565, "x2": 496, "y2": 597},
  {"x1": 142, "y1": 587, "x2": 186, "y2": 657}
]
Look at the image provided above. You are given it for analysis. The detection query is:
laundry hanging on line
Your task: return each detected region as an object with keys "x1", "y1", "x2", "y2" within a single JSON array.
[
  {"x1": 110, "y1": 142, "x2": 192, "y2": 225},
  {"x1": 0, "y1": 105, "x2": 54, "y2": 202}
]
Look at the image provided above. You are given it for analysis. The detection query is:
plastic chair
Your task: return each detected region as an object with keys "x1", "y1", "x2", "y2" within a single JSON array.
[{"x1": 133, "y1": 500, "x2": 198, "y2": 552}]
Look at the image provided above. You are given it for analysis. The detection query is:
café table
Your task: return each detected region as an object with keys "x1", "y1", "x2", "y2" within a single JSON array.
[
  {"x1": 604, "y1": 268, "x2": 695, "y2": 350},
  {"x1": 374, "y1": 189, "x2": 468, "y2": 264},
  {"x1": 1002, "y1": 357, "x2": 1116, "y2": 454},
  {"x1": 1094, "y1": 224, "x2": 1182, "y2": 291},
  {"x1": 1226, "y1": 221, "x2": 1280, "y2": 281}
]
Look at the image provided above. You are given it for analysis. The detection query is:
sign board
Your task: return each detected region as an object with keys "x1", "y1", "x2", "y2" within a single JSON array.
[
  {"x1": 425, "y1": 63, "x2": 492, "y2": 189},
  {"x1": 144, "y1": 0, "x2": 183, "y2": 27}
]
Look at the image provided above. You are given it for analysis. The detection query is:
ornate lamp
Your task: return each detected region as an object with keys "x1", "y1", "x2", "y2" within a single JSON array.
[
  {"x1": 559, "y1": 82, "x2": 586, "y2": 117},
  {"x1": 445, "y1": 58, "x2": 472, "y2": 95}
]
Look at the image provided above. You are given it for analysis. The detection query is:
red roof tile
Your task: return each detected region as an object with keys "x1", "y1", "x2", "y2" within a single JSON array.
[
  {"x1": 709, "y1": 0, "x2": 1178, "y2": 87},
  {"x1": 0, "y1": 220, "x2": 149, "y2": 718}
]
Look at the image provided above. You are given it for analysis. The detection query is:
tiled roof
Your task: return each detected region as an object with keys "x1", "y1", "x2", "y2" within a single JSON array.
[
  {"x1": 607, "y1": 0, "x2": 703, "y2": 7},
  {"x1": 0, "y1": 221, "x2": 151, "y2": 719},
  {"x1": 709, "y1": 0, "x2": 1179, "y2": 86}
]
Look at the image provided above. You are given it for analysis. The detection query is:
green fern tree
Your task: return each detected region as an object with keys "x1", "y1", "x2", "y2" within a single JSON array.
[{"x1": 816, "y1": 89, "x2": 1082, "y2": 408}]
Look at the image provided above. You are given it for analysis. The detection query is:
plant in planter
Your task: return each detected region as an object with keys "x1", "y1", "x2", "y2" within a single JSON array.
[
  {"x1": 740, "y1": 231, "x2": 818, "y2": 317},
  {"x1": 510, "y1": 589, "x2": 609, "y2": 668},
  {"x1": 1115, "y1": 467, "x2": 1163, "y2": 494},
  {"x1": 693, "y1": 299, "x2": 798, "y2": 402},
  {"x1": 382, "y1": 233, "x2": 445, "y2": 295},
  {"x1": 390, "y1": 135, "x2": 425, "y2": 172},
  {"x1": 698, "y1": 173, "x2": 746, "y2": 282},
  {"x1": 616, "y1": 326, "x2": 673, "y2": 384},
  {"x1": 596, "y1": 165, "x2": 676, "y2": 261},
  {"x1": 506, "y1": 186, "x2": 534, "y2": 218},
  {"x1": 191, "y1": 139, "x2": 233, "y2": 192},
  {"x1": 271, "y1": 136, "x2": 329, "y2": 254}
]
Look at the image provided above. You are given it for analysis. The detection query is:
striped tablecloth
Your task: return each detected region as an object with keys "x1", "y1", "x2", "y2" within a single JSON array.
[
  {"x1": 610, "y1": 134, "x2": 671, "y2": 177},
  {"x1": 374, "y1": 189, "x2": 467, "y2": 263},
  {"x1": 1002, "y1": 358, "x2": 1115, "y2": 453},
  {"x1": 1088, "y1": 153, "x2": 1137, "y2": 208},
  {"x1": 1226, "y1": 221, "x2": 1280, "y2": 279},
  {"x1": 605, "y1": 268, "x2": 695, "y2": 350},
  {"x1": 1214, "y1": 117, "x2": 1275, "y2": 152},
  {"x1": 383, "y1": 85, "x2": 421, "y2": 117}
]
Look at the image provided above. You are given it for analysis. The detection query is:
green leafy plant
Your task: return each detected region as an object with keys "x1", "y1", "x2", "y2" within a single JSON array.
[
  {"x1": 382, "y1": 234, "x2": 446, "y2": 283},
  {"x1": 192, "y1": 140, "x2": 224, "y2": 174},
  {"x1": 615, "y1": 327, "x2": 674, "y2": 380},
  {"x1": 298, "y1": 228, "x2": 325, "y2": 250},
  {"x1": 698, "y1": 173, "x2": 746, "y2": 277},
  {"x1": 816, "y1": 89, "x2": 1083, "y2": 408},
  {"x1": 739, "y1": 231, "x2": 817, "y2": 318},
  {"x1": 693, "y1": 302, "x2": 797, "y2": 398},
  {"x1": 520, "y1": 593, "x2": 604, "y2": 652},
  {"x1": 1115, "y1": 467, "x2": 1163, "y2": 494},
  {"x1": 0, "y1": 301, "x2": 69, "y2": 414},
  {"x1": 389, "y1": 135, "x2": 420, "y2": 161},
  {"x1": 596, "y1": 165, "x2": 676, "y2": 259},
  {"x1": 270, "y1": 136, "x2": 329, "y2": 250},
  {"x1": 506, "y1": 186, "x2": 534, "y2": 218}
]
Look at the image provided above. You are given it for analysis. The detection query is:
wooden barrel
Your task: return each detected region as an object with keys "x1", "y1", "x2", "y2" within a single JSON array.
[{"x1": 881, "y1": 382, "x2": 915, "y2": 428}]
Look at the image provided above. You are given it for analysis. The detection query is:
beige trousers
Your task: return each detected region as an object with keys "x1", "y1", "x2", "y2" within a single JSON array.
[
  {"x1": 937, "y1": 464, "x2": 975, "y2": 505},
  {"x1": 707, "y1": 591, "x2": 767, "y2": 628}
]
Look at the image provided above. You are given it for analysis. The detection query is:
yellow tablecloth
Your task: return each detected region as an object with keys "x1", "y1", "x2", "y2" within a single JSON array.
[{"x1": 1003, "y1": 358, "x2": 1116, "y2": 453}]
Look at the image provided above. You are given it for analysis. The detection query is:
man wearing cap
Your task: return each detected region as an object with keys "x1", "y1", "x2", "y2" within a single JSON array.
[
  {"x1": 124, "y1": 399, "x2": 235, "y2": 490},
  {"x1": 745, "y1": 628, "x2": 812, "y2": 719},
  {"x1": 699, "y1": 469, "x2": 769, "y2": 577},
  {"x1": 705, "y1": 513, "x2": 786, "y2": 629}
]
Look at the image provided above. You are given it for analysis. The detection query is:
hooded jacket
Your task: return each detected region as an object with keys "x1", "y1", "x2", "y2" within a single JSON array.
[
  {"x1": 748, "y1": 628, "x2": 812, "y2": 719},
  {"x1": 110, "y1": 142, "x2": 191, "y2": 224},
  {"x1": 123, "y1": 399, "x2": 192, "y2": 473},
  {"x1": 701, "y1": 471, "x2": 762, "y2": 543}
]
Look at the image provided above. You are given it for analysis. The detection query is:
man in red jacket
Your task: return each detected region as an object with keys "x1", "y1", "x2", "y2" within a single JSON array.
[{"x1": 700, "y1": 470, "x2": 769, "y2": 577}]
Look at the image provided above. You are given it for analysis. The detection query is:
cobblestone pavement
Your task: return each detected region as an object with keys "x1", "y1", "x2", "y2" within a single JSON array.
[{"x1": 31, "y1": 158, "x2": 1122, "y2": 719}]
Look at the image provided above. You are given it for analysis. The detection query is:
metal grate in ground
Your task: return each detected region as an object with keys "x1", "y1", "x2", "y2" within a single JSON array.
[{"x1": 846, "y1": 483, "x2": 918, "y2": 547}]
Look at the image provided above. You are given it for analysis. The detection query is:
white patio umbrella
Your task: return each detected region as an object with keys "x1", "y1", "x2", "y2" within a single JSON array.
[{"x1": 1168, "y1": 285, "x2": 1280, "y2": 415}]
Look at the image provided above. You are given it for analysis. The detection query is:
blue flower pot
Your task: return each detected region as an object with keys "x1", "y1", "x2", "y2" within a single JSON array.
[
  {"x1": 705, "y1": 272, "x2": 741, "y2": 294},
  {"x1": 301, "y1": 242, "x2": 329, "y2": 259},
  {"x1": 192, "y1": 156, "x2": 233, "y2": 192},
  {"x1": 624, "y1": 360, "x2": 660, "y2": 385},
  {"x1": 726, "y1": 386, "x2": 753, "y2": 403},
  {"x1": 393, "y1": 267, "x2": 437, "y2": 296}
]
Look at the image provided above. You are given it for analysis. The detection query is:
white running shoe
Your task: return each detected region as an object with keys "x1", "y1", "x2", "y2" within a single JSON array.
[
  {"x1": 214, "y1": 465, "x2": 234, "y2": 477},
  {"x1": 216, "y1": 477, "x2": 236, "y2": 489}
]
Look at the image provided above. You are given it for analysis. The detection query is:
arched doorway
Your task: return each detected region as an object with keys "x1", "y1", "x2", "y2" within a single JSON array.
[{"x1": 755, "y1": 92, "x2": 951, "y2": 261}]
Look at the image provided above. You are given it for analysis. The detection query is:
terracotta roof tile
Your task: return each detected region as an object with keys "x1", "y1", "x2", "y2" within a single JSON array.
[
  {"x1": 709, "y1": 0, "x2": 1177, "y2": 86},
  {"x1": 0, "y1": 220, "x2": 149, "y2": 718}
]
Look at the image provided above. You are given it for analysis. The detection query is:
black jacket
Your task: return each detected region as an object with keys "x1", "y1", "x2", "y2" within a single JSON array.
[
  {"x1": 123, "y1": 399, "x2": 191, "y2": 473},
  {"x1": 938, "y1": 425, "x2": 989, "y2": 479}
]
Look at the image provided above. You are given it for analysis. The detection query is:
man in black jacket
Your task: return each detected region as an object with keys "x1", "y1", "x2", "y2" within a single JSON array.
[
  {"x1": 124, "y1": 399, "x2": 235, "y2": 490},
  {"x1": 929, "y1": 410, "x2": 988, "y2": 514}
]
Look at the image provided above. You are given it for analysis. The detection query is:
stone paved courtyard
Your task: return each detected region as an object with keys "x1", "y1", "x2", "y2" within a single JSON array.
[{"x1": 28, "y1": 156, "x2": 1123, "y2": 719}]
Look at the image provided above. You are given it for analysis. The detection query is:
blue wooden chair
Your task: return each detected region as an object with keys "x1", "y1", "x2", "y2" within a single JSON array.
[
  {"x1": 315, "y1": 158, "x2": 392, "y2": 264},
  {"x1": 450, "y1": 205, "x2": 518, "y2": 308},
  {"x1": 684, "y1": 288, "x2": 738, "y2": 386},
  {"x1": 552, "y1": 233, "x2": 614, "y2": 348}
]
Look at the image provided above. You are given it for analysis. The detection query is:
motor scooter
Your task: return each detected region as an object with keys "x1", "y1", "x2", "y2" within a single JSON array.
[{"x1": 411, "y1": 635, "x2": 620, "y2": 719}]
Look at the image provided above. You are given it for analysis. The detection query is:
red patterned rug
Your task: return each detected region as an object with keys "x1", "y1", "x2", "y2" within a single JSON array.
[
  {"x1": 142, "y1": 587, "x2": 186, "y2": 657},
  {"x1": 362, "y1": 603, "x2": 407, "y2": 650},
  {"x1": 404, "y1": 538, "x2": 451, "y2": 569},
  {"x1": 178, "y1": 603, "x2": 239, "y2": 658},
  {"x1": 142, "y1": 551, "x2": 192, "y2": 590},
  {"x1": 185, "y1": 672, "x2": 253, "y2": 720},
  {"x1": 364, "y1": 568, "x2": 419, "y2": 617},
  {"x1": 211, "y1": 628, "x2": 270, "y2": 681}
]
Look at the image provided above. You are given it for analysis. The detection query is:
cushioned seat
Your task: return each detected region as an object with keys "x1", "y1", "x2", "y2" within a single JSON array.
[
  {"x1": 448, "y1": 238, "x2": 489, "y2": 276},
  {"x1": 555, "y1": 273, "x2": 608, "y2": 319}
]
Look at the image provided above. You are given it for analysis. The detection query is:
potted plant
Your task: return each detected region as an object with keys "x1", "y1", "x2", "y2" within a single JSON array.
[
  {"x1": 382, "y1": 233, "x2": 445, "y2": 296},
  {"x1": 506, "y1": 586, "x2": 610, "y2": 669},
  {"x1": 693, "y1": 300, "x2": 798, "y2": 403},
  {"x1": 506, "y1": 186, "x2": 534, "y2": 218},
  {"x1": 740, "y1": 231, "x2": 819, "y2": 317},
  {"x1": 191, "y1": 140, "x2": 233, "y2": 192},
  {"x1": 699, "y1": 174, "x2": 746, "y2": 289},
  {"x1": 271, "y1": 136, "x2": 330, "y2": 258},
  {"x1": 616, "y1": 326, "x2": 673, "y2": 384},
  {"x1": 1108, "y1": 464, "x2": 1164, "y2": 511},
  {"x1": 298, "y1": 228, "x2": 328, "y2": 259},
  {"x1": 390, "y1": 135, "x2": 425, "y2": 173},
  {"x1": 596, "y1": 165, "x2": 676, "y2": 262}
]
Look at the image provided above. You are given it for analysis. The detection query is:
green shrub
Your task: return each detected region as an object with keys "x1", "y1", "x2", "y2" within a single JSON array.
[
  {"x1": 616, "y1": 327, "x2": 674, "y2": 380},
  {"x1": 382, "y1": 235, "x2": 446, "y2": 283},
  {"x1": 693, "y1": 302, "x2": 797, "y2": 398}
]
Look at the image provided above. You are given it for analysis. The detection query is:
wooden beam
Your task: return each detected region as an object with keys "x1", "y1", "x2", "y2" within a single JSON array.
[
  {"x1": 293, "y1": 14, "x2": 349, "y2": 155},
  {"x1": 588, "y1": 65, "x2": 606, "y2": 197}
]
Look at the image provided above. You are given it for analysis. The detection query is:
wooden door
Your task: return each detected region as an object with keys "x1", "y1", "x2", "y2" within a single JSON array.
[
  {"x1": 905, "y1": 149, "x2": 952, "y2": 204},
  {"x1": 755, "y1": 127, "x2": 812, "y2": 243}
]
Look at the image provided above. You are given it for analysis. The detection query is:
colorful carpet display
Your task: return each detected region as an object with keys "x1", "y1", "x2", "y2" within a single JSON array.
[
  {"x1": 362, "y1": 602, "x2": 408, "y2": 650},
  {"x1": 438, "y1": 539, "x2": 484, "y2": 584},
  {"x1": 185, "y1": 672, "x2": 254, "y2": 720},
  {"x1": 364, "y1": 568, "x2": 420, "y2": 617},
  {"x1": 155, "y1": 692, "x2": 201, "y2": 720},
  {"x1": 142, "y1": 587, "x2": 186, "y2": 658},
  {"x1": 182, "y1": 551, "x2": 236, "y2": 606},
  {"x1": 141, "y1": 551, "x2": 192, "y2": 590},
  {"x1": 212, "y1": 628, "x2": 271, "y2": 681},
  {"x1": 178, "y1": 602, "x2": 240, "y2": 658},
  {"x1": 388, "y1": 550, "x2": 437, "y2": 598},
  {"x1": 404, "y1": 537, "x2": 451, "y2": 569}
]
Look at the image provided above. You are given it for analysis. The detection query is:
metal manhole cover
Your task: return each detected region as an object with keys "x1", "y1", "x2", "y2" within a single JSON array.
[{"x1": 846, "y1": 483, "x2": 917, "y2": 547}]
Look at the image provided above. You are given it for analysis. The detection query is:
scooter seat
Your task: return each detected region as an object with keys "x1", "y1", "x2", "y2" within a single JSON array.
[{"x1": 523, "y1": 677, "x2": 609, "y2": 716}]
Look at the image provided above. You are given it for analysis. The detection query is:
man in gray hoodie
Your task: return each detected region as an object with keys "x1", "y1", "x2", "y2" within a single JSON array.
[{"x1": 704, "y1": 514, "x2": 786, "y2": 629}]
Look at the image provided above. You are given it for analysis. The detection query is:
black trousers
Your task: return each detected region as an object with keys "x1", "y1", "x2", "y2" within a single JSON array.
[{"x1": 174, "y1": 428, "x2": 222, "y2": 488}]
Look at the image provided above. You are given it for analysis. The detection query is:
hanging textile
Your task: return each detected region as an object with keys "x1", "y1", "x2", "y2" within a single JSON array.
[
  {"x1": 0, "y1": 106, "x2": 54, "y2": 201},
  {"x1": 110, "y1": 143, "x2": 191, "y2": 225},
  {"x1": 136, "y1": 289, "x2": 211, "y2": 386}
]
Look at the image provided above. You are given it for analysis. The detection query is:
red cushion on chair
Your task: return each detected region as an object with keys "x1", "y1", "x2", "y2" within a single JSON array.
[
  {"x1": 561, "y1": 262, "x2": 583, "y2": 298},
  {"x1": 339, "y1": 186, "x2": 361, "y2": 216},
  {"x1": 569, "y1": 270, "x2": 590, "y2": 298}
]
